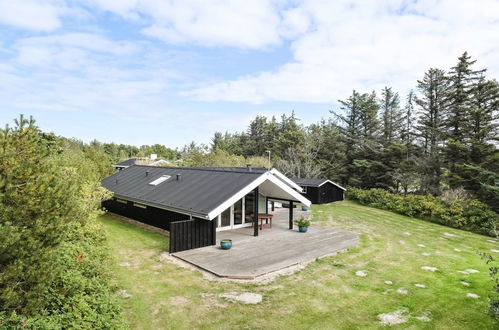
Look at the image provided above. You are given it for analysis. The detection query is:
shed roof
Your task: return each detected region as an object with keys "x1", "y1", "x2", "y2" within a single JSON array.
[
  {"x1": 101, "y1": 165, "x2": 310, "y2": 220},
  {"x1": 291, "y1": 177, "x2": 346, "y2": 191}
]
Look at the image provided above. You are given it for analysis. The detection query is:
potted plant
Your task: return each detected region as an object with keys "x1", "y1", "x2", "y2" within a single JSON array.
[
  {"x1": 295, "y1": 217, "x2": 311, "y2": 233},
  {"x1": 220, "y1": 239, "x2": 232, "y2": 250}
]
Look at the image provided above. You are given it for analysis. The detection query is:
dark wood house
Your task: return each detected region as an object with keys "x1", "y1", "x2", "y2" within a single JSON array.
[
  {"x1": 291, "y1": 178, "x2": 346, "y2": 204},
  {"x1": 101, "y1": 166, "x2": 311, "y2": 252}
]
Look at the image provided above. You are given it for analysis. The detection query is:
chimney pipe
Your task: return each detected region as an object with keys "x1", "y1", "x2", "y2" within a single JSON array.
[
  {"x1": 176, "y1": 174, "x2": 181, "y2": 181},
  {"x1": 246, "y1": 164, "x2": 252, "y2": 172},
  {"x1": 115, "y1": 178, "x2": 118, "y2": 184},
  {"x1": 146, "y1": 171, "x2": 149, "y2": 177}
]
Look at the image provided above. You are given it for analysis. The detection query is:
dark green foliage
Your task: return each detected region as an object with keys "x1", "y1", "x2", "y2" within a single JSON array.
[
  {"x1": 347, "y1": 188, "x2": 498, "y2": 237},
  {"x1": 0, "y1": 116, "x2": 123, "y2": 329},
  {"x1": 480, "y1": 252, "x2": 499, "y2": 321}
]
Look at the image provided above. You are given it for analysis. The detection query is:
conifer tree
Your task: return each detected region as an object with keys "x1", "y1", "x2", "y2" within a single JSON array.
[{"x1": 415, "y1": 68, "x2": 449, "y2": 195}]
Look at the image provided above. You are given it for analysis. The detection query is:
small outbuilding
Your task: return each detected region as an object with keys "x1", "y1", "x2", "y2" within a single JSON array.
[{"x1": 291, "y1": 177, "x2": 346, "y2": 204}]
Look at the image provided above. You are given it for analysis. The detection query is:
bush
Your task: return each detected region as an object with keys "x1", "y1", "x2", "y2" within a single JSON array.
[
  {"x1": 347, "y1": 188, "x2": 498, "y2": 236},
  {"x1": 0, "y1": 116, "x2": 123, "y2": 329}
]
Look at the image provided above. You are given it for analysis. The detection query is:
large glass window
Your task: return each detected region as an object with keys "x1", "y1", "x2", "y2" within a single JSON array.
[
  {"x1": 245, "y1": 191, "x2": 255, "y2": 224},
  {"x1": 234, "y1": 199, "x2": 243, "y2": 225},
  {"x1": 221, "y1": 207, "x2": 231, "y2": 227}
]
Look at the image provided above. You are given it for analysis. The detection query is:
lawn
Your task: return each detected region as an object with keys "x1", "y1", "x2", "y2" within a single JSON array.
[{"x1": 100, "y1": 201, "x2": 498, "y2": 329}]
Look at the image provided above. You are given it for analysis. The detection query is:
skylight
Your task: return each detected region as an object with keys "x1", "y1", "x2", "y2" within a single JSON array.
[{"x1": 148, "y1": 175, "x2": 171, "y2": 186}]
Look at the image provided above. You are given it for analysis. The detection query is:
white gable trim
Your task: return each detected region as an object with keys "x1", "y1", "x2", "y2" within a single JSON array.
[
  {"x1": 318, "y1": 180, "x2": 347, "y2": 191},
  {"x1": 206, "y1": 172, "x2": 311, "y2": 220},
  {"x1": 269, "y1": 168, "x2": 304, "y2": 192}
]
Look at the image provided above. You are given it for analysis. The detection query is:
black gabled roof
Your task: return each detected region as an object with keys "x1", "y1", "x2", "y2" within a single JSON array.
[
  {"x1": 101, "y1": 165, "x2": 265, "y2": 218},
  {"x1": 291, "y1": 177, "x2": 327, "y2": 187},
  {"x1": 291, "y1": 177, "x2": 347, "y2": 190}
]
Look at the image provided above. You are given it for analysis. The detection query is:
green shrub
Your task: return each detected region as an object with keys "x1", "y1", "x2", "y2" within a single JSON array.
[{"x1": 347, "y1": 188, "x2": 498, "y2": 236}]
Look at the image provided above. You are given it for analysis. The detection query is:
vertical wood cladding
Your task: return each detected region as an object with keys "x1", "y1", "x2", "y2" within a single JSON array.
[
  {"x1": 169, "y1": 218, "x2": 216, "y2": 253},
  {"x1": 103, "y1": 199, "x2": 190, "y2": 231}
]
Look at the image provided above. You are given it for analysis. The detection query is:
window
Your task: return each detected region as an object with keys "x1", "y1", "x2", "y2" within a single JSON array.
[
  {"x1": 134, "y1": 203, "x2": 146, "y2": 209},
  {"x1": 148, "y1": 175, "x2": 171, "y2": 186}
]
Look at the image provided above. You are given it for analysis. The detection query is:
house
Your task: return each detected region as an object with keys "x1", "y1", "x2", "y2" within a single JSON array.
[
  {"x1": 291, "y1": 177, "x2": 346, "y2": 204},
  {"x1": 101, "y1": 165, "x2": 311, "y2": 252},
  {"x1": 112, "y1": 158, "x2": 142, "y2": 171}
]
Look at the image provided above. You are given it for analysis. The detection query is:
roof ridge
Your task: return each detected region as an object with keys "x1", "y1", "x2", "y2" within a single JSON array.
[{"x1": 128, "y1": 164, "x2": 266, "y2": 174}]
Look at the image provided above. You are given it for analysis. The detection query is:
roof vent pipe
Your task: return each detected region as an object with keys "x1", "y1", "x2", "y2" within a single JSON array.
[
  {"x1": 115, "y1": 178, "x2": 118, "y2": 185},
  {"x1": 176, "y1": 174, "x2": 181, "y2": 181},
  {"x1": 146, "y1": 171, "x2": 149, "y2": 177},
  {"x1": 246, "y1": 164, "x2": 252, "y2": 172}
]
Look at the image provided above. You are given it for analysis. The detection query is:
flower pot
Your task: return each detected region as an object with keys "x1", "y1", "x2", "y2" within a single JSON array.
[
  {"x1": 301, "y1": 205, "x2": 309, "y2": 211},
  {"x1": 220, "y1": 239, "x2": 232, "y2": 250},
  {"x1": 299, "y1": 226, "x2": 308, "y2": 233}
]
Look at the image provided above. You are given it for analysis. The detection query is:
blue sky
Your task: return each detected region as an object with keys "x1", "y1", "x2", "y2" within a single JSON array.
[{"x1": 0, "y1": 0, "x2": 498, "y2": 148}]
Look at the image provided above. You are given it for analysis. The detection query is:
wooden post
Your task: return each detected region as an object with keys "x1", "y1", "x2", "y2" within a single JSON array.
[
  {"x1": 271, "y1": 201, "x2": 275, "y2": 211},
  {"x1": 289, "y1": 201, "x2": 293, "y2": 229},
  {"x1": 211, "y1": 218, "x2": 217, "y2": 245},
  {"x1": 253, "y1": 187, "x2": 259, "y2": 237}
]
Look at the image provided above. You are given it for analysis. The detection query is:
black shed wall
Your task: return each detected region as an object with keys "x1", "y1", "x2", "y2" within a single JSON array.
[
  {"x1": 318, "y1": 183, "x2": 344, "y2": 204},
  {"x1": 102, "y1": 199, "x2": 190, "y2": 231},
  {"x1": 302, "y1": 186, "x2": 320, "y2": 204}
]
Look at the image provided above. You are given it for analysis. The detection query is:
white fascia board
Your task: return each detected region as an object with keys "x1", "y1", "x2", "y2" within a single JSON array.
[
  {"x1": 207, "y1": 173, "x2": 269, "y2": 220},
  {"x1": 318, "y1": 180, "x2": 347, "y2": 191},
  {"x1": 265, "y1": 174, "x2": 312, "y2": 207},
  {"x1": 206, "y1": 172, "x2": 311, "y2": 220},
  {"x1": 269, "y1": 168, "x2": 304, "y2": 191}
]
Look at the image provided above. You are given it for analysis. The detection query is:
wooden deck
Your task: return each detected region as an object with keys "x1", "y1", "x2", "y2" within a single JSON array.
[{"x1": 172, "y1": 208, "x2": 358, "y2": 279}]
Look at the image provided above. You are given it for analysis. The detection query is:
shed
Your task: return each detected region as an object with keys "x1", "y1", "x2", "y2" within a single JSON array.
[{"x1": 291, "y1": 177, "x2": 346, "y2": 204}]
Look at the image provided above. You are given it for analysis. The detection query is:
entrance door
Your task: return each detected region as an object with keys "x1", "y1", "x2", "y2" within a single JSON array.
[{"x1": 216, "y1": 198, "x2": 252, "y2": 231}]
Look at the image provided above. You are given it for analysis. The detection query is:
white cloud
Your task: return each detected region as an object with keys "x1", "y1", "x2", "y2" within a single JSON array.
[
  {"x1": 0, "y1": 0, "x2": 66, "y2": 31},
  {"x1": 187, "y1": 0, "x2": 499, "y2": 103},
  {"x1": 87, "y1": 0, "x2": 286, "y2": 48}
]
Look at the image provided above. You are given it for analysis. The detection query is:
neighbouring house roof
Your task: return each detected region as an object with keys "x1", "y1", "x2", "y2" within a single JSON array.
[
  {"x1": 113, "y1": 158, "x2": 141, "y2": 168},
  {"x1": 291, "y1": 177, "x2": 347, "y2": 191},
  {"x1": 102, "y1": 165, "x2": 311, "y2": 220}
]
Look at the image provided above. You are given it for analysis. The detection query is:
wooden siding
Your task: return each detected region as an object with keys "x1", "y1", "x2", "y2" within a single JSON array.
[
  {"x1": 102, "y1": 199, "x2": 189, "y2": 231},
  {"x1": 299, "y1": 183, "x2": 344, "y2": 204},
  {"x1": 169, "y1": 218, "x2": 216, "y2": 253}
]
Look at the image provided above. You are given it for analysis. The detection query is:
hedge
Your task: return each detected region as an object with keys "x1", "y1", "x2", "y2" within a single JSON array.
[{"x1": 347, "y1": 188, "x2": 498, "y2": 237}]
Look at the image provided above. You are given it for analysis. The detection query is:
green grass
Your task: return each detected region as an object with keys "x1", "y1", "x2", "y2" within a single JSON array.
[{"x1": 100, "y1": 201, "x2": 498, "y2": 329}]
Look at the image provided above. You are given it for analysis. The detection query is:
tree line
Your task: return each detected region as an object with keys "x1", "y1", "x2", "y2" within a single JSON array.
[{"x1": 209, "y1": 52, "x2": 499, "y2": 211}]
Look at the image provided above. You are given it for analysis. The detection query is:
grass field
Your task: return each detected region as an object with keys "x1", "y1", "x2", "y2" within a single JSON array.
[{"x1": 100, "y1": 201, "x2": 498, "y2": 329}]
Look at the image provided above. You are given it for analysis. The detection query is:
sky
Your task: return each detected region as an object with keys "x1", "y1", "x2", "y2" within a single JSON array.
[{"x1": 0, "y1": 0, "x2": 498, "y2": 148}]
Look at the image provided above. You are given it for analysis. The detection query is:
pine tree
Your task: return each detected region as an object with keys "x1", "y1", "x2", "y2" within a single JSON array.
[
  {"x1": 415, "y1": 68, "x2": 449, "y2": 195},
  {"x1": 444, "y1": 52, "x2": 486, "y2": 188}
]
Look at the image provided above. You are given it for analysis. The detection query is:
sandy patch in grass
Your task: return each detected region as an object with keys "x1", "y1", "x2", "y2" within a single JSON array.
[
  {"x1": 403, "y1": 232, "x2": 412, "y2": 236},
  {"x1": 378, "y1": 308, "x2": 409, "y2": 325},
  {"x1": 117, "y1": 289, "x2": 132, "y2": 298},
  {"x1": 398, "y1": 240, "x2": 406, "y2": 245},
  {"x1": 396, "y1": 288, "x2": 408, "y2": 295},
  {"x1": 460, "y1": 281, "x2": 470, "y2": 286},
  {"x1": 491, "y1": 249, "x2": 499, "y2": 253},
  {"x1": 422, "y1": 252, "x2": 431, "y2": 256},
  {"x1": 453, "y1": 248, "x2": 461, "y2": 252},
  {"x1": 444, "y1": 232, "x2": 457, "y2": 237},
  {"x1": 457, "y1": 269, "x2": 480, "y2": 275},
  {"x1": 384, "y1": 280, "x2": 393, "y2": 285},
  {"x1": 119, "y1": 262, "x2": 131, "y2": 267},
  {"x1": 414, "y1": 283, "x2": 426, "y2": 288},
  {"x1": 219, "y1": 292, "x2": 263, "y2": 304},
  {"x1": 416, "y1": 312, "x2": 432, "y2": 322},
  {"x1": 421, "y1": 266, "x2": 438, "y2": 272},
  {"x1": 151, "y1": 264, "x2": 163, "y2": 269},
  {"x1": 355, "y1": 270, "x2": 368, "y2": 277},
  {"x1": 169, "y1": 296, "x2": 189, "y2": 306},
  {"x1": 417, "y1": 244, "x2": 426, "y2": 247},
  {"x1": 466, "y1": 293, "x2": 479, "y2": 299},
  {"x1": 487, "y1": 239, "x2": 497, "y2": 243}
]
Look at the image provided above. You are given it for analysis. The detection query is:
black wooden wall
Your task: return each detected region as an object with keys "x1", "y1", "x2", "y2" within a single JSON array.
[
  {"x1": 318, "y1": 182, "x2": 344, "y2": 204},
  {"x1": 103, "y1": 199, "x2": 189, "y2": 231},
  {"x1": 169, "y1": 219, "x2": 216, "y2": 253}
]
